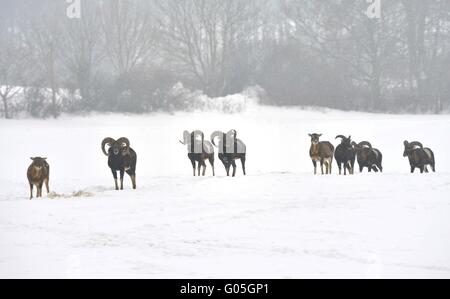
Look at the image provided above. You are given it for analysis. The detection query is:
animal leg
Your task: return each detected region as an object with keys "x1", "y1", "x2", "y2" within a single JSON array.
[
  {"x1": 325, "y1": 160, "x2": 331, "y2": 175},
  {"x1": 131, "y1": 175, "x2": 137, "y2": 189},
  {"x1": 197, "y1": 162, "x2": 202, "y2": 177},
  {"x1": 337, "y1": 163, "x2": 342, "y2": 175},
  {"x1": 30, "y1": 184, "x2": 34, "y2": 200},
  {"x1": 45, "y1": 178, "x2": 50, "y2": 194},
  {"x1": 191, "y1": 160, "x2": 196, "y2": 176},
  {"x1": 225, "y1": 163, "x2": 231, "y2": 176},
  {"x1": 348, "y1": 162, "x2": 354, "y2": 175},
  {"x1": 312, "y1": 161, "x2": 317, "y2": 175},
  {"x1": 126, "y1": 170, "x2": 136, "y2": 189},
  {"x1": 38, "y1": 182, "x2": 43, "y2": 197},
  {"x1": 120, "y1": 170, "x2": 125, "y2": 190},
  {"x1": 328, "y1": 160, "x2": 332, "y2": 174},
  {"x1": 411, "y1": 166, "x2": 415, "y2": 174},
  {"x1": 320, "y1": 161, "x2": 325, "y2": 175},
  {"x1": 209, "y1": 157, "x2": 215, "y2": 177},
  {"x1": 201, "y1": 161, "x2": 207, "y2": 176},
  {"x1": 377, "y1": 163, "x2": 383, "y2": 173},
  {"x1": 231, "y1": 161, "x2": 237, "y2": 177},
  {"x1": 241, "y1": 157, "x2": 246, "y2": 176},
  {"x1": 112, "y1": 170, "x2": 119, "y2": 190}
]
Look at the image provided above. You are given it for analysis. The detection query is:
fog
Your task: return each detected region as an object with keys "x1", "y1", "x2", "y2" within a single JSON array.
[{"x1": 0, "y1": 0, "x2": 449, "y2": 118}]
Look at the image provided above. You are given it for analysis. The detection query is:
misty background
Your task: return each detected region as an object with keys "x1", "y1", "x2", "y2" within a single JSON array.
[{"x1": 0, "y1": 0, "x2": 449, "y2": 119}]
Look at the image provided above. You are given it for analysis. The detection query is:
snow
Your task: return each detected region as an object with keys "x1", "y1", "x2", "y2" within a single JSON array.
[{"x1": 0, "y1": 106, "x2": 450, "y2": 278}]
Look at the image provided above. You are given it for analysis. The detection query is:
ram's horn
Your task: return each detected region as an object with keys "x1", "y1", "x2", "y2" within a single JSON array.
[
  {"x1": 210, "y1": 131, "x2": 224, "y2": 147},
  {"x1": 336, "y1": 135, "x2": 347, "y2": 140},
  {"x1": 410, "y1": 141, "x2": 423, "y2": 149},
  {"x1": 180, "y1": 131, "x2": 191, "y2": 145},
  {"x1": 227, "y1": 129, "x2": 237, "y2": 140},
  {"x1": 358, "y1": 141, "x2": 373, "y2": 149},
  {"x1": 102, "y1": 138, "x2": 116, "y2": 156},
  {"x1": 192, "y1": 130, "x2": 204, "y2": 142},
  {"x1": 116, "y1": 137, "x2": 130, "y2": 149},
  {"x1": 179, "y1": 131, "x2": 190, "y2": 145}
]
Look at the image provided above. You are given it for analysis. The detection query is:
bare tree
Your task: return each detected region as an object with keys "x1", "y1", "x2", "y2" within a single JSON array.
[
  {"x1": 61, "y1": 1, "x2": 105, "y2": 106},
  {"x1": 0, "y1": 0, "x2": 449, "y2": 116},
  {"x1": 23, "y1": 1, "x2": 65, "y2": 118},
  {"x1": 401, "y1": 0, "x2": 450, "y2": 111},
  {"x1": 282, "y1": 0, "x2": 405, "y2": 110},
  {"x1": 155, "y1": 0, "x2": 265, "y2": 97},
  {"x1": 101, "y1": 0, "x2": 159, "y2": 76},
  {"x1": 0, "y1": 19, "x2": 25, "y2": 119}
]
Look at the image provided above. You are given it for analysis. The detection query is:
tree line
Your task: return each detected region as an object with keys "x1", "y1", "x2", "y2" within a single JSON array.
[{"x1": 0, "y1": 0, "x2": 449, "y2": 119}]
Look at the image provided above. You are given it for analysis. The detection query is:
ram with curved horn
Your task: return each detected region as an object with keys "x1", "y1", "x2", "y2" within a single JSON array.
[
  {"x1": 403, "y1": 141, "x2": 435, "y2": 174},
  {"x1": 101, "y1": 137, "x2": 137, "y2": 190},
  {"x1": 309, "y1": 134, "x2": 334, "y2": 175},
  {"x1": 211, "y1": 130, "x2": 247, "y2": 177},
  {"x1": 180, "y1": 130, "x2": 215, "y2": 176},
  {"x1": 352, "y1": 141, "x2": 383, "y2": 173},
  {"x1": 334, "y1": 135, "x2": 356, "y2": 175}
]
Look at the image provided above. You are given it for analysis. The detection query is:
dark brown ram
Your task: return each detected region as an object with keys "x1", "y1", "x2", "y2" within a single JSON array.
[
  {"x1": 335, "y1": 135, "x2": 356, "y2": 175},
  {"x1": 352, "y1": 141, "x2": 383, "y2": 173},
  {"x1": 403, "y1": 141, "x2": 435, "y2": 173},
  {"x1": 102, "y1": 137, "x2": 137, "y2": 190}
]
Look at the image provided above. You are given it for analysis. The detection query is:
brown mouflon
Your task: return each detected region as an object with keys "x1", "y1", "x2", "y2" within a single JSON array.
[
  {"x1": 309, "y1": 134, "x2": 335, "y2": 175},
  {"x1": 27, "y1": 157, "x2": 50, "y2": 200},
  {"x1": 102, "y1": 137, "x2": 137, "y2": 190},
  {"x1": 335, "y1": 135, "x2": 356, "y2": 175},
  {"x1": 403, "y1": 141, "x2": 435, "y2": 174},
  {"x1": 352, "y1": 141, "x2": 383, "y2": 173}
]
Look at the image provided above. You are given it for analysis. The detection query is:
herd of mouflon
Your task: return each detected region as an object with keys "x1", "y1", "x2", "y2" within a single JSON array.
[{"x1": 27, "y1": 131, "x2": 436, "y2": 199}]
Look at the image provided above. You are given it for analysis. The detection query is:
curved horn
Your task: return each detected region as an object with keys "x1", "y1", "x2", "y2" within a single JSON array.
[
  {"x1": 180, "y1": 131, "x2": 190, "y2": 145},
  {"x1": 227, "y1": 129, "x2": 237, "y2": 139},
  {"x1": 410, "y1": 141, "x2": 423, "y2": 149},
  {"x1": 192, "y1": 130, "x2": 204, "y2": 142},
  {"x1": 191, "y1": 130, "x2": 204, "y2": 153},
  {"x1": 336, "y1": 135, "x2": 347, "y2": 140},
  {"x1": 102, "y1": 138, "x2": 115, "y2": 156},
  {"x1": 404, "y1": 141, "x2": 409, "y2": 146},
  {"x1": 211, "y1": 131, "x2": 224, "y2": 147},
  {"x1": 116, "y1": 137, "x2": 130, "y2": 149},
  {"x1": 358, "y1": 141, "x2": 373, "y2": 149}
]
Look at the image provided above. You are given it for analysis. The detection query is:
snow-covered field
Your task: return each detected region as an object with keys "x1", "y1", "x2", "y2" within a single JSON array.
[{"x1": 1, "y1": 105, "x2": 450, "y2": 278}]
